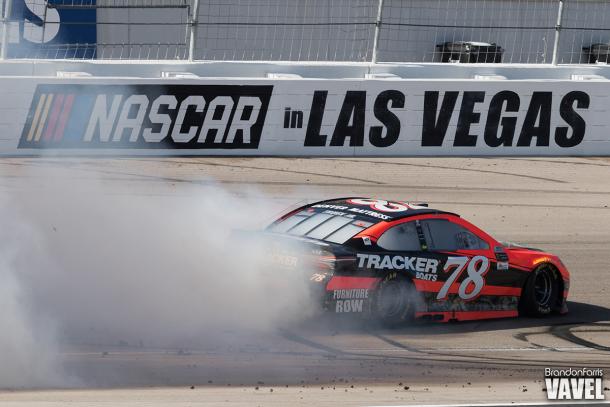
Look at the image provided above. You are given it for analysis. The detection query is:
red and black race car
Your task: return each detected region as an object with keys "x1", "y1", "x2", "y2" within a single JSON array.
[{"x1": 265, "y1": 197, "x2": 569, "y2": 325}]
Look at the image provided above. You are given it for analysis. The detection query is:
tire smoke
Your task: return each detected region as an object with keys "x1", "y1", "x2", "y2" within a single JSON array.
[{"x1": 0, "y1": 171, "x2": 316, "y2": 388}]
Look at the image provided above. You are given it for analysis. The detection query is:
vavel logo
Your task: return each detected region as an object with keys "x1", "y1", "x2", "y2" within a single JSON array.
[
  {"x1": 545, "y1": 368, "x2": 605, "y2": 401},
  {"x1": 19, "y1": 85, "x2": 272, "y2": 149}
]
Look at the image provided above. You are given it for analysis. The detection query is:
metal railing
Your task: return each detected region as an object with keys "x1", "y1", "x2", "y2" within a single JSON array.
[{"x1": 1, "y1": 0, "x2": 610, "y2": 64}]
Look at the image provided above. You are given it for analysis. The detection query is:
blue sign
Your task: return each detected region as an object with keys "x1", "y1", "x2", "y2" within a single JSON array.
[{"x1": 9, "y1": 0, "x2": 96, "y2": 59}]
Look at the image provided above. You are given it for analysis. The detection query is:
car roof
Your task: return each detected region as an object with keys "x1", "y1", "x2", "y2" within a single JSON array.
[{"x1": 307, "y1": 197, "x2": 459, "y2": 222}]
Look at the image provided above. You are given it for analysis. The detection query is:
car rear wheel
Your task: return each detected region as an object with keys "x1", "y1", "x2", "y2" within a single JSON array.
[
  {"x1": 519, "y1": 264, "x2": 560, "y2": 317},
  {"x1": 374, "y1": 273, "x2": 416, "y2": 326}
]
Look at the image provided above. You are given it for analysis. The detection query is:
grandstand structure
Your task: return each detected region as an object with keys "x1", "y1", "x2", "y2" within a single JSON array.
[{"x1": 0, "y1": 0, "x2": 610, "y2": 65}]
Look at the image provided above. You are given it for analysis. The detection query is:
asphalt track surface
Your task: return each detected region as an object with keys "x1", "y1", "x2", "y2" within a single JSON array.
[{"x1": 1, "y1": 157, "x2": 610, "y2": 406}]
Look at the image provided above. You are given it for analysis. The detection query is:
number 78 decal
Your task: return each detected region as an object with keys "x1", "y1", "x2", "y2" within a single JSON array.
[{"x1": 436, "y1": 255, "x2": 490, "y2": 300}]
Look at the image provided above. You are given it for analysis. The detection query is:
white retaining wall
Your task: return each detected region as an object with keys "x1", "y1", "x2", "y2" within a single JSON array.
[{"x1": 1, "y1": 60, "x2": 609, "y2": 156}]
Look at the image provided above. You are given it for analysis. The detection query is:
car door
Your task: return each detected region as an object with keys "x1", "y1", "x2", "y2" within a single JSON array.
[
  {"x1": 372, "y1": 219, "x2": 445, "y2": 282},
  {"x1": 418, "y1": 217, "x2": 496, "y2": 302}
]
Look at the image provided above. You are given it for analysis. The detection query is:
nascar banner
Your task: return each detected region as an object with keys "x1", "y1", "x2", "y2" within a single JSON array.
[
  {"x1": 19, "y1": 85, "x2": 272, "y2": 150},
  {"x1": 4, "y1": 78, "x2": 606, "y2": 156}
]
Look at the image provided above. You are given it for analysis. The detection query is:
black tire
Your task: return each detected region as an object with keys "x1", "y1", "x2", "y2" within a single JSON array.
[
  {"x1": 373, "y1": 273, "x2": 417, "y2": 327},
  {"x1": 519, "y1": 264, "x2": 560, "y2": 317}
]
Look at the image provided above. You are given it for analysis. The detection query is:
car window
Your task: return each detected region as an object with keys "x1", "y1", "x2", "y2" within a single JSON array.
[
  {"x1": 307, "y1": 216, "x2": 353, "y2": 239},
  {"x1": 325, "y1": 223, "x2": 366, "y2": 244},
  {"x1": 287, "y1": 213, "x2": 334, "y2": 235},
  {"x1": 268, "y1": 210, "x2": 371, "y2": 244},
  {"x1": 377, "y1": 221, "x2": 421, "y2": 251},
  {"x1": 270, "y1": 211, "x2": 311, "y2": 233},
  {"x1": 421, "y1": 219, "x2": 489, "y2": 251}
]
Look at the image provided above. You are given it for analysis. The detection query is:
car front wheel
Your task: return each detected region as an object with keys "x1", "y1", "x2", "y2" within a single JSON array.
[{"x1": 519, "y1": 264, "x2": 560, "y2": 317}]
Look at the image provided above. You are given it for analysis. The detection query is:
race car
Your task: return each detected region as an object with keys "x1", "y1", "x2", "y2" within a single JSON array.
[{"x1": 265, "y1": 197, "x2": 570, "y2": 325}]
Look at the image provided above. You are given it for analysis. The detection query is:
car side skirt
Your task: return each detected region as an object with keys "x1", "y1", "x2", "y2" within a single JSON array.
[{"x1": 415, "y1": 310, "x2": 519, "y2": 322}]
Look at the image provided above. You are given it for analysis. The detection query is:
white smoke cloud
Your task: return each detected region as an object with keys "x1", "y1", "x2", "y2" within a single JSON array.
[
  {"x1": 0, "y1": 169, "x2": 317, "y2": 388},
  {"x1": 0, "y1": 196, "x2": 62, "y2": 388}
]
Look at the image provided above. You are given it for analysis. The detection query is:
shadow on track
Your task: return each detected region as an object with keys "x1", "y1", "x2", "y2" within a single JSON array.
[
  {"x1": 287, "y1": 301, "x2": 610, "y2": 354},
  {"x1": 296, "y1": 301, "x2": 610, "y2": 335},
  {"x1": 275, "y1": 301, "x2": 610, "y2": 372}
]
